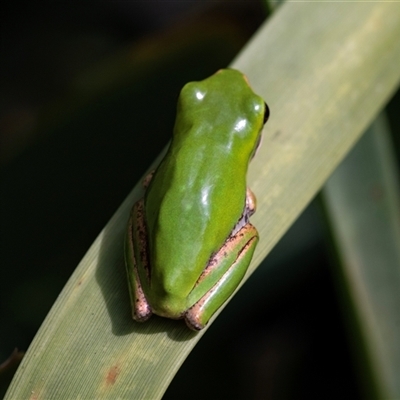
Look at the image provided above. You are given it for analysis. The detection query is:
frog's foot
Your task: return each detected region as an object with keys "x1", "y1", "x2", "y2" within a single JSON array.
[
  {"x1": 130, "y1": 263, "x2": 152, "y2": 321},
  {"x1": 125, "y1": 198, "x2": 152, "y2": 322},
  {"x1": 184, "y1": 223, "x2": 258, "y2": 331}
]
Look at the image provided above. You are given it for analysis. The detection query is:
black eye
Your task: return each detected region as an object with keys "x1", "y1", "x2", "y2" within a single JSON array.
[{"x1": 263, "y1": 102, "x2": 270, "y2": 124}]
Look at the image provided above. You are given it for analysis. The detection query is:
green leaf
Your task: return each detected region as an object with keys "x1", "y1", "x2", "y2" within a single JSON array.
[
  {"x1": 323, "y1": 113, "x2": 400, "y2": 399},
  {"x1": 5, "y1": 3, "x2": 400, "y2": 399}
]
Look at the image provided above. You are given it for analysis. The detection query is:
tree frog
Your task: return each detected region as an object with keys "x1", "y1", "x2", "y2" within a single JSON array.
[{"x1": 125, "y1": 69, "x2": 269, "y2": 330}]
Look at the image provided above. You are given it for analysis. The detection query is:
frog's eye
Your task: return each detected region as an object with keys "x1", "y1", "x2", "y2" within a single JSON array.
[{"x1": 263, "y1": 102, "x2": 270, "y2": 124}]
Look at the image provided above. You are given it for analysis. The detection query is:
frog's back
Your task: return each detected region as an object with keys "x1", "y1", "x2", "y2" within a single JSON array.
[{"x1": 144, "y1": 69, "x2": 265, "y2": 306}]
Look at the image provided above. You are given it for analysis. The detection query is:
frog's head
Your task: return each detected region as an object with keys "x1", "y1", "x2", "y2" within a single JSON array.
[{"x1": 174, "y1": 69, "x2": 269, "y2": 160}]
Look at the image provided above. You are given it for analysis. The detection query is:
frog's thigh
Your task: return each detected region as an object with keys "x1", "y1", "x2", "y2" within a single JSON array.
[
  {"x1": 125, "y1": 198, "x2": 152, "y2": 322},
  {"x1": 184, "y1": 224, "x2": 258, "y2": 331}
]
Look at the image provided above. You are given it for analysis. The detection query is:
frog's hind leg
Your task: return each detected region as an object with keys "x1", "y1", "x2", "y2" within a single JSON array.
[
  {"x1": 125, "y1": 198, "x2": 152, "y2": 322},
  {"x1": 184, "y1": 223, "x2": 258, "y2": 331}
]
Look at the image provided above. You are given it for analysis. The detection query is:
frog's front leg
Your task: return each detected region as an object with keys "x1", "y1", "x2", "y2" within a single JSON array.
[
  {"x1": 185, "y1": 222, "x2": 258, "y2": 331},
  {"x1": 246, "y1": 187, "x2": 256, "y2": 217}
]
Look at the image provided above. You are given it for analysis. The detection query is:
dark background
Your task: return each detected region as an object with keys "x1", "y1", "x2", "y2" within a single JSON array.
[{"x1": 1, "y1": 1, "x2": 399, "y2": 399}]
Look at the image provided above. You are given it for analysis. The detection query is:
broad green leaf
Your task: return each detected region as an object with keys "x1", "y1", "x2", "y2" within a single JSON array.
[
  {"x1": 323, "y1": 113, "x2": 400, "y2": 399},
  {"x1": 5, "y1": 3, "x2": 400, "y2": 399}
]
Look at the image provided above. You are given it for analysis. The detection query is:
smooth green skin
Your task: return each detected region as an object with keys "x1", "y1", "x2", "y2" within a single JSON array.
[{"x1": 125, "y1": 69, "x2": 267, "y2": 330}]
